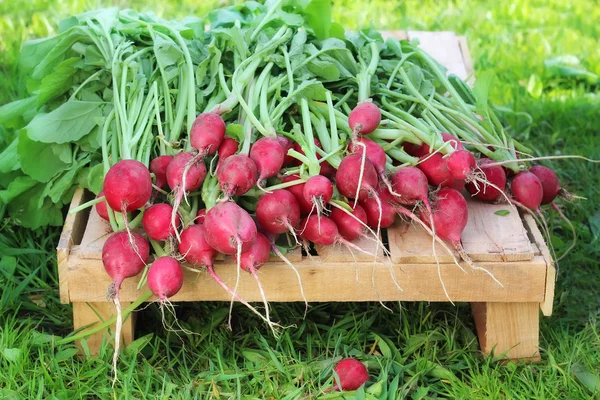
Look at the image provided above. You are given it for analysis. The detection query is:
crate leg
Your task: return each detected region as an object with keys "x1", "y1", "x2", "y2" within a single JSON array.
[
  {"x1": 471, "y1": 302, "x2": 540, "y2": 362},
  {"x1": 72, "y1": 302, "x2": 136, "y2": 356}
]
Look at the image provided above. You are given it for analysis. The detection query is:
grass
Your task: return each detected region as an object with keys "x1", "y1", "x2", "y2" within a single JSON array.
[{"x1": 1, "y1": 0, "x2": 600, "y2": 398}]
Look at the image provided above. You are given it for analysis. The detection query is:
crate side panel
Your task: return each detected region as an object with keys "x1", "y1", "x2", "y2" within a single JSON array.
[
  {"x1": 77, "y1": 206, "x2": 111, "y2": 260},
  {"x1": 407, "y1": 31, "x2": 469, "y2": 80},
  {"x1": 67, "y1": 254, "x2": 547, "y2": 303}
]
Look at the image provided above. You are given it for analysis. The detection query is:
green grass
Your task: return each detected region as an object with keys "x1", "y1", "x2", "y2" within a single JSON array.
[{"x1": 1, "y1": 0, "x2": 600, "y2": 398}]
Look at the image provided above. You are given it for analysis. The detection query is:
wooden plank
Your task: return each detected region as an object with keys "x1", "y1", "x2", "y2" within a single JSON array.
[
  {"x1": 78, "y1": 205, "x2": 111, "y2": 260},
  {"x1": 66, "y1": 253, "x2": 547, "y2": 303},
  {"x1": 461, "y1": 200, "x2": 534, "y2": 262},
  {"x1": 407, "y1": 31, "x2": 469, "y2": 80},
  {"x1": 57, "y1": 188, "x2": 90, "y2": 303},
  {"x1": 457, "y1": 36, "x2": 475, "y2": 84},
  {"x1": 522, "y1": 213, "x2": 555, "y2": 316},
  {"x1": 380, "y1": 30, "x2": 409, "y2": 41},
  {"x1": 72, "y1": 302, "x2": 135, "y2": 356},
  {"x1": 388, "y1": 198, "x2": 534, "y2": 264},
  {"x1": 315, "y1": 234, "x2": 384, "y2": 262},
  {"x1": 471, "y1": 302, "x2": 540, "y2": 361}
]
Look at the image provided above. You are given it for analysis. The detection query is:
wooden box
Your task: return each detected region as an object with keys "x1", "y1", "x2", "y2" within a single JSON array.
[{"x1": 57, "y1": 31, "x2": 555, "y2": 362}]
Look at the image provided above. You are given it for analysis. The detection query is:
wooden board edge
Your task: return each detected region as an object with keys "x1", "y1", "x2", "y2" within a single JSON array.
[
  {"x1": 57, "y1": 188, "x2": 88, "y2": 304},
  {"x1": 522, "y1": 213, "x2": 555, "y2": 316},
  {"x1": 457, "y1": 36, "x2": 475, "y2": 85}
]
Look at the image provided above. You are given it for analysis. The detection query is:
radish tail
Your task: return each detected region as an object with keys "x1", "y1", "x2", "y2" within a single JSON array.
[
  {"x1": 282, "y1": 219, "x2": 300, "y2": 245},
  {"x1": 171, "y1": 188, "x2": 184, "y2": 242},
  {"x1": 551, "y1": 202, "x2": 576, "y2": 263},
  {"x1": 228, "y1": 240, "x2": 243, "y2": 330},
  {"x1": 329, "y1": 201, "x2": 387, "y2": 255},
  {"x1": 271, "y1": 245, "x2": 308, "y2": 318},
  {"x1": 249, "y1": 265, "x2": 280, "y2": 336},
  {"x1": 112, "y1": 292, "x2": 122, "y2": 387},
  {"x1": 353, "y1": 140, "x2": 367, "y2": 208}
]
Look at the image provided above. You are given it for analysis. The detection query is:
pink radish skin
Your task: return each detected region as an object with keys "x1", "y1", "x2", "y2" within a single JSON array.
[
  {"x1": 333, "y1": 358, "x2": 369, "y2": 391},
  {"x1": 447, "y1": 150, "x2": 476, "y2": 180},
  {"x1": 391, "y1": 166, "x2": 429, "y2": 206},
  {"x1": 298, "y1": 215, "x2": 339, "y2": 245},
  {"x1": 217, "y1": 154, "x2": 258, "y2": 197},
  {"x1": 236, "y1": 233, "x2": 271, "y2": 273},
  {"x1": 103, "y1": 160, "x2": 152, "y2": 212},
  {"x1": 203, "y1": 202, "x2": 258, "y2": 254},
  {"x1": 256, "y1": 189, "x2": 301, "y2": 235},
  {"x1": 217, "y1": 137, "x2": 239, "y2": 165},
  {"x1": 96, "y1": 191, "x2": 110, "y2": 221},
  {"x1": 282, "y1": 174, "x2": 313, "y2": 216},
  {"x1": 404, "y1": 133, "x2": 464, "y2": 158},
  {"x1": 303, "y1": 175, "x2": 333, "y2": 206},
  {"x1": 529, "y1": 165, "x2": 561, "y2": 205},
  {"x1": 196, "y1": 208, "x2": 206, "y2": 224},
  {"x1": 349, "y1": 102, "x2": 381, "y2": 135},
  {"x1": 190, "y1": 112, "x2": 226, "y2": 156},
  {"x1": 349, "y1": 138, "x2": 386, "y2": 175},
  {"x1": 102, "y1": 231, "x2": 150, "y2": 286},
  {"x1": 179, "y1": 225, "x2": 217, "y2": 267},
  {"x1": 142, "y1": 203, "x2": 180, "y2": 241},
  {"x1": 419, "y1": 188, "x2": 468, "y2": 245},
  {"x1": 336, "y1": 154, "x2": 379, "y2": 201},
  {"x1": 276, "y1": 135, "x2": 295, "y2": 167},
  {"x1": 166, "y1": 152, "x2": 207, "y2": 192},
  {"x1": 150, "y1": 155, "x2": 173, "y2": 189},
  {"x1": 360, "y1": 187, "x2": 397, "y2": 229},
  {"x1": 147, "y1": 256, "x2": 184, "y2": 300},
  {"x1": 511, "y1": 171, "x2": 544, "y2": 210},
  {"x1": 330, "y1": 205, "x2": 368, "y2": 241},
  {"x1": 466, "y1": 158, "x2": 507, "y2": 201},
  {"x1": 250, "y1": 137, "x2": 285, "y2": 185}
]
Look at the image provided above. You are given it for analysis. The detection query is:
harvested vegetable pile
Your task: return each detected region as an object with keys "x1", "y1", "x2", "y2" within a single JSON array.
[{"x1": 0, "y1": 0, "x2": 578, "y2": 384}]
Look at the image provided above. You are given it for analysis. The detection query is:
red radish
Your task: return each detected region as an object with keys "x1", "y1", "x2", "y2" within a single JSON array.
[
  {"x1": 236, "y1": 232, "x2": 271, "y2": 273},
  {"x1": 96, "y1": 191, "x2": 110, "y2": 221},
  {"x1": 511, "y1": 171, "x2": 543, "y2": 210},
  {"x1": 282, "y1": 174, "x2": 313, "y2": 216},
  {"x1": 298, "y1": 215, "x2": 339, "y2": 245},
  {"x1": 303, "y1": 175, "x2": 333, "y2": 215},
  {"x1": 319, "y1": 161, "x2": 337, "y2": 179},
  {"x1": 330, "y1": 204, "x2": 368, "y2": 241},
  {"x1": 147, "y1": 256, "x2": 184, "y2": 300},
  {"x1": 419, "y1": 188, "x2": 467, "y2": 246},
  {"x1": 196, "y1": 208, "x2": 206, "y2": 224},
  {"x1": 529, "y1": 165, "x2": 561, "y2": 205},
  {"x1": 142, "y1": 203, "x2": 180, "y2": 241},
  {"x1": 360, "y1": 186, "x2": 397, "y2": 229},
  {"x1": 391, "y1": 166, "x2": 430, "y2": 205},
  {"x1": 190, "y1": 112, "x2": 226, "y2": 156},
  {"x1": 256, "y1": 189, "x2": 301, "y2": 236},
  {"x1": 103, "y1": 160, "x2": 152, "y2": 213},
  {"x1": 349, "y1": 138, "x2": 386, "y2": 175},
  {"x1": 404, "y1": 133, "x2": 464, "y2": 157},
  {"x1": 217, "y1": 154, "x2": 258, "y2": 198},
  {"x1": 276, "y1": 135, "x2": 295, "y2": 166},
  {"x1": 333, "y1": 358, "x2": 369, "y2": 391},
  {"x1": 217, "y1": 137, "x2": 239, "y2": 165},
  {"x1": 417, "y1": 153, "x2": 464, "y2": 190},
  {"x1": 203, "y1": 201, "x2": 257, "y2": 254},
  {"x1": 466, "y1": 158, "x2": 507, "y2": 201},
  {"x1": 150, "y1": 155, "x2": 173, "y2": 189},
  {"x1": 349, "y1": 102, "x2": 381, "y2": 135},
  {"x1": 447, "y1": 150, "x2": 476, "y2": 180},
  {"x1": 250, "y1": 137, "x2": 285, "y2": 185},
  {"x1": 336, "y1": 154, "x2": 378, "y2": 201},
  {"x1": 101, "y1": 231, "x2": 149, "y2": 384}
]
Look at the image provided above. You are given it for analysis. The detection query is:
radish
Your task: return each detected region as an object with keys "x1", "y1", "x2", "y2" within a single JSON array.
[
  {"x1": 466, "y1": 158, "x2": 507, "y2": 202},
  {"x1": 404, "y1": 133, "x2": 464, "y2": 157},
  {"x1": 256, "y1": 189, "x2": 300, "y2": 239},
  {"x1": 303, "y1": 175, "x2": 333, "y2": 217},
  {"x1": 203, "y1": 201, "x2": 257, "y2": 254},
  {"x1": 360, "y1": 186, "x2": 397, "y2": 229},
  {"x1": 190, "y1": 112, "x2": 226, "y2": 156},
  {"x1": 417, "y1": 153, "x2": 453, "y2": 188},
  {"x1": 282, "y1": 174, "x2": 313, "y2": 216},
  {"x1": 196, "y1": 208, "x2": 206, "y2": 224},
  {"x1": 166, "y1": 151, "x2": 207, "y2": 239},
  {"x1": 103, "y1": 159, "x2": 152, "y2": 213},
  {"x1": 179, "y1": 224, "x2": 273, "y2": 327},
  {"x1": 333, "y1": 358, "x2": 369, "y2": 391},
  {"x1": 147, "y1": 256, "x2": 184, "y2": 301},
  {"x1": 142, "y1": 203, "x2": 180, "y2": 241},
  {"x1": 96, "y1": 191, "x2": 110, "y2": 221},
  {"x1": 276, "y1": 135, "x2": 295, "y2": 166},
  {"x1": 336, "y1": 154, "x2": 378, "y2": 202},
  {"x1": 101, "y1": 231, "x2": 149, "y2": 384},
  {"x1": 330, "y1": 204, "x2": 368, "y2": 241},
  {"x1": 511, "y1": 171, "x2": 543, "y2": 210},
  {"x1": 390, "y1": 166, "x2": 431, "y2": 208},
  {"x1": 250, "y1": 137, "x2": 284, "y2": 186},
  {"x1": 447, "y1": 150, "x2": 476, "y2": 180},
  {"x1": 217, "y1": 154, "x2": 258, "y2": 198},
  {"x1": 150, "y1": 155, "x2": 173, "y2": 189},
  {"x1": 348, "y1": 102, "x2": 381, "y2": 135},
  {"x1": 217, "y1": 137, "x2": 239, "y2": 166},
  {"x1": 348, "y1": 138, "x2": 386, "y2": 176},
  {"x1": 529, "y1": 165, "x2": 561, "y2": 205}
]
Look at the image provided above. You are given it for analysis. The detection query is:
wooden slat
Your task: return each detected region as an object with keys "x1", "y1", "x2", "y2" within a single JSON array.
[
  {"x1": 66, "y1": 254, "x2": 547, "y2": 303},
  {"x1": 78, "y1": 205, "x2": 111, "y2": 260},
  {"x1": 380, "y1": 30, "x2": 409, "y2": 41},
  {"x1": 522, "y1": 213, "x2": 555, "y2": 316},
  {"x1": 57, "y1": 188, "x2": 90, "y2": 303},
  {"x1": 407, "y1": 31, "x2": 469, "y2": 80},
  {"x1": 315, "y1": 234, "x2": 384, "y2": 262},
  {"x1": 388, "y1": 198, "x2": 534, "y2": 264},
  {"x1": 457, "y1": 36, "x2": 475, "y2": 84}
]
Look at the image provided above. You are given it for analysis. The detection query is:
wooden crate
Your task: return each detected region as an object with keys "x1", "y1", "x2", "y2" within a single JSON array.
[{"x1": 57, "y1": 31, "x2": 555, "y2": 362}]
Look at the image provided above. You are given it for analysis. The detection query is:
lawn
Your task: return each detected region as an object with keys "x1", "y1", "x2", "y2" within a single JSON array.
[{"x1": 1, "y1": 0, "x2": 599, "y2": 398}]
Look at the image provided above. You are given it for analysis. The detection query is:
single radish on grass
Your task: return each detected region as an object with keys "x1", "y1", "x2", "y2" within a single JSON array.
[
  {"x1": 250, "y1": 137, "x2": 285, "y2": 187},
  {"x1": 217, "y1": 154, "x2": 258, "y2": 199},
  {"x1": 103, "y1": 160, "x2": 152, "y2": 213},
  {"x1": 150, "y1": 155, "x2": 173, "y2": 189},
  {"x1": 217, "y1": 137, "x2": 239, "y2": 166},
  {"x1": 102, "y1": 231, "x2": 149, "y2": 385},
  {"x1": 142, "y1": 203, "x2": 180, "y2": 241},
  {"x1": 282, "y1": 174, "x2": 313, "y2": 216},
  {"x1": 333, "y1": 358, "x2": 369, "y2": 391},
  {"x1": 303, "y1": 175, "x2": 333, "y2": 217},
  {"x1": 256, "y1": 189, "x2": 300, "y2": 240},
  {"x1": 465, "y1": 158, "x2": 507, "y2": 202},
  {"x1": 190, "y1": 112, "x2": 226, "y2": 156}
]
